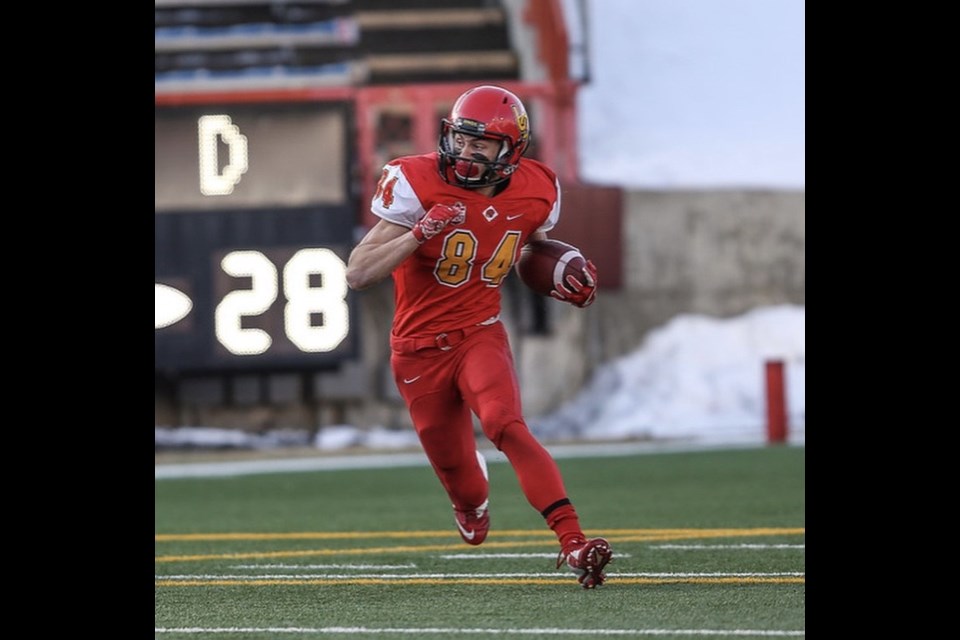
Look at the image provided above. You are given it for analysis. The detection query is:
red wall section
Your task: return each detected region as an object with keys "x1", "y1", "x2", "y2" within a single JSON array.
[{"x1": 549, "y1": 183, "x2": 623, "y2": 290}]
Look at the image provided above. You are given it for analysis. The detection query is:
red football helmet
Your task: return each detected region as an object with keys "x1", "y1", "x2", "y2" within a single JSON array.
[{"x1": 438, "y1": 85, "x2": 531, "y2": 188}]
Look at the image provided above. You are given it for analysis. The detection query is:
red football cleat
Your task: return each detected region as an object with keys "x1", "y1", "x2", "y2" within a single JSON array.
[
  {"x1": 452, "y1": 451, "x2": 491, "y2": 545},
  {"x1": 453, "y1": 499, "x2": 490, "y2": 545},
  {"x1": 557, "y1": 537, "x2": 613, "y2": 588}
]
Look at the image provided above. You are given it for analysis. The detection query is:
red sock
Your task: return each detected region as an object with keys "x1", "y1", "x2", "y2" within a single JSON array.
[{"x1": 544, "y1": 501, "x2": 585, "y2": 554}]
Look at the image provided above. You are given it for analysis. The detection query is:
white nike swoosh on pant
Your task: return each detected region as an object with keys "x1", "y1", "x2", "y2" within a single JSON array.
[
  {"x1": 403, "y1": 375, "x2": 422, "y2": 384},
  {"x1": 455, "y1": 520, "x2": 476, "y2": 540}
]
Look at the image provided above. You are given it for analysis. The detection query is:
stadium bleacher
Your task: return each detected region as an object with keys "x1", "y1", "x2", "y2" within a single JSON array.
[{"x1": 155, "y1": 0, "x2": 520, "y2": 92}]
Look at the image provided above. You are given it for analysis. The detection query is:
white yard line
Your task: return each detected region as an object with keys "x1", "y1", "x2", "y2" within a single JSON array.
[{"x1": 155, "y1": 626, "x2": 805, "y2": 636}]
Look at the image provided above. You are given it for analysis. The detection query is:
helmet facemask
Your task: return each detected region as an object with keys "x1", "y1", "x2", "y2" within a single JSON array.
[{"x1": 439, "y1": 123, "x2": 515, "y2": 188}]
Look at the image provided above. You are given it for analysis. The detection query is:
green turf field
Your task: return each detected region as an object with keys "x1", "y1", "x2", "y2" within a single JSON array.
[{"x1": 155, "y1": 444, "x2": 805, "y2": 639}]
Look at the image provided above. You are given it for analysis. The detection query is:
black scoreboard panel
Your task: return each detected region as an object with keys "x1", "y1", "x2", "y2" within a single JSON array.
[{"x1": 155, "y1": 101, "x2": 358, "y2": 374}]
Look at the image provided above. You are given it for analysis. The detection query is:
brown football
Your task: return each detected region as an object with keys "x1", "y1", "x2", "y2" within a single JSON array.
[{"x1": 516, "y1": 239, "x2": 587, "y2": 297}]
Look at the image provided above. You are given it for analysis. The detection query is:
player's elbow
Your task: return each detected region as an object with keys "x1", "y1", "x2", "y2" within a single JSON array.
[
  {"x1": 345, "y1": 264, "x2": 377, "y2": 291},
  {"x1": 345, "y1": 266, "x2": 367, "y2": 291}
]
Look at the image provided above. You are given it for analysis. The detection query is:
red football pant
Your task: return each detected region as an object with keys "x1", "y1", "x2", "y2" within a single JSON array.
[{"x1": 391, "y1": 322, "x2": 583, "y2": 547}]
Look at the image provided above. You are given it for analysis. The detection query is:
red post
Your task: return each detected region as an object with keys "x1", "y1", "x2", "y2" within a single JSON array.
[{"x1": 765, "y1": 360, "x2": 788, "y2": 444}]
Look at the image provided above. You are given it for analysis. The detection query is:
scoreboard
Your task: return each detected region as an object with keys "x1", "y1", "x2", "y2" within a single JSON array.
[{"x1": 154, "y1": 100, "x2": 359, "y2": 374}]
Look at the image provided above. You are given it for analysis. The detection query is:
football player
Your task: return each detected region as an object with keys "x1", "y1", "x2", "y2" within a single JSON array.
[{"x1": 346, "y1": 85, "x2": 611, "y2": 588}]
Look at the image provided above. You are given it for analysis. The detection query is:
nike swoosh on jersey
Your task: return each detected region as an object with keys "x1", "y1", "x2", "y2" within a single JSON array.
[
  {"x1": 403, "y1": 375, "x2": 422, "y2": 384},
  {"x1": 506, "y1": 213, "x2": 523, "y2": 220},
  {"x1": 455, "y1": 520, "x2": 476, "y2": 541}
]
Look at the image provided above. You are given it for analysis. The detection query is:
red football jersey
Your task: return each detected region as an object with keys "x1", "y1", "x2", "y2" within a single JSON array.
[{"x1": 371, "y1": 152, "x2": 561, "y2": 339}]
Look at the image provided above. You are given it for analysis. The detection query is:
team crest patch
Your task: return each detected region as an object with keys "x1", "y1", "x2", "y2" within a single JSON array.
[{"x1": 482, "y1": 206, "x2": 498, "y2": 221}]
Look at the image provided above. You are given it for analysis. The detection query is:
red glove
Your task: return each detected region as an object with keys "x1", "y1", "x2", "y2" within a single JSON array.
[
  {"x1": 550, "y1": 259, "x2": 598, "y2": 308},
  {"x1": 411, "y1": 202, "x2": 465, "y2": 244}
]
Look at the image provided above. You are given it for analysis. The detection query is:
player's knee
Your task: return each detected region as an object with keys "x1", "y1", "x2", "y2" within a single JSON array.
[{"x1": 483, "y1": 415, "x2": 526, "y2": 450}]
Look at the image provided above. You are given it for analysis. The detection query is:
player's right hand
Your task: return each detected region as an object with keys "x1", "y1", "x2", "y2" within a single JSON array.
[
  {"x1": 411, "y1": 203, "x2": 464, "y2": 244},
  {"x1": 550, "y1": 259, "x2": 598, "y2": 308}
]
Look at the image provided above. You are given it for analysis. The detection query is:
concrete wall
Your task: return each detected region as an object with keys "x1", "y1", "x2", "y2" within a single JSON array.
[{"x1": 514, "y1": 188, "x2": 805, "y2": 417}]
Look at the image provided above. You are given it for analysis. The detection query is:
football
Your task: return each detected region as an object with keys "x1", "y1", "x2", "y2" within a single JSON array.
[{"x1": 516, "y1": 239, "x2": 588, "y2": 297}]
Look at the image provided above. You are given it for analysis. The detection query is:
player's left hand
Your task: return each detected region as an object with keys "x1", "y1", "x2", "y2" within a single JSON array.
[{"x1": 550, "y1": 259, "x2": 598, "y2": 308}]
